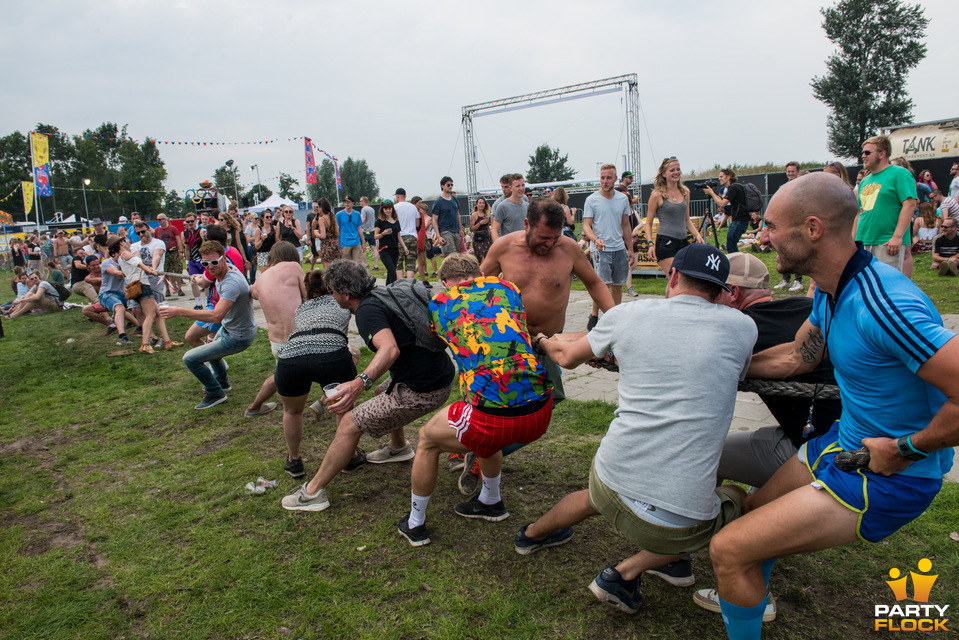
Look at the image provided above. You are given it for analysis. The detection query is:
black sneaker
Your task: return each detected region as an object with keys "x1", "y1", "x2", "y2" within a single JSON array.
[
  {"x1": 284, "y1": 457, "x2": 305, "y2": 478},
  {"x1": 341, "y1": 448, "x2": 367, "y2": 473},
  {"x1": 588, "y1": 565, "x2": 643, "y2": 614},
  {"x1": 514, "y1": 524, "x2": 574, "y2": 555},
  {"x1": 150, "y1": 336, "x2": 159, "y2": 348},
  {"x1": 116, "y1": 334, "x2": 131, "y2": 345},
  {"x1": 195, "y1": 393, "x2": 227, "y2": 410},
  {"x1": 193, "y1": 304, "x2": 203, "y2": 310},
  {"x1": 586, "y1": 314, "x2": 599, "y2": 331},
  {"x1": 645, "y1": 555, "x2": 695, "y2": 587},
  {"x1": 454, "y1": 497, "x2": 508, "y2": 522},
  {"x1": 397, "y1": 515, "x2": 431, "y2": 547}
]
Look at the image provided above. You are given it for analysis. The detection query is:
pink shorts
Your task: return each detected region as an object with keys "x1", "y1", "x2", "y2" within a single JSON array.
[{"x1": 447, "y1": 395, "x2": 553, "y2": 459}]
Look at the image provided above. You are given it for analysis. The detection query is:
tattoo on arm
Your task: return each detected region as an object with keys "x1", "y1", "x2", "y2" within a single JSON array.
[{"x1": 799, "y1": 327, "x2": 825, "y2": 364}]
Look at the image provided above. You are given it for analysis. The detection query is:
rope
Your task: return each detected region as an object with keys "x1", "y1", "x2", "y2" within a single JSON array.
[{"x1": 738, "y1": 379, "x2": 841, "y2": 400}]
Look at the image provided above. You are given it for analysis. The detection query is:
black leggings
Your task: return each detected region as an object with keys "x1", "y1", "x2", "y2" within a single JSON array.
[{"x1": 380, "y1": 247, "x2": 399, "y2": 284}]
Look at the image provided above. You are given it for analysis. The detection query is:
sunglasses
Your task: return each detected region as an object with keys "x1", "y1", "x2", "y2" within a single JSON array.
[
  {"x1": 200, "y1": 258, "x2": 222, "y2": 267},
  {"x1": 861, "y1": 150, "x2": 876, "y2": 156},
  {"x1": 662, "y1": 156, "x2": 677, "y2": 162},
  {"x1": 137, "y1": 229, "x2": 150, "y2": 235},
  {"x1": 185, "y1": 220, "x2": 196, "y2": 224}
]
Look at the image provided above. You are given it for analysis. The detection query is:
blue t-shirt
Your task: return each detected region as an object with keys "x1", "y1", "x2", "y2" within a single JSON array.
[
  {"x1": 431, "y1": 196, "x2": 461, "y2": 234},
  {"x1": 809, "y1": 246, "x2": 954, "y2": 479},
  {"x1": 336, "y1": 210, "x2": 363, "y2": 247}
]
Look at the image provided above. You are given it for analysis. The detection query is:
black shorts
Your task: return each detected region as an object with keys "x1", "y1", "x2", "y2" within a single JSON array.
[
  {"x1": 274, "y1": 350, "x2": 357, "y2": 398},
  {"x1": 655, "y1": 235, "x2": 689, "y2": 260}
]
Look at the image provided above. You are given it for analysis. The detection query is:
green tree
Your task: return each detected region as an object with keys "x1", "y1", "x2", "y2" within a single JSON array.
[
  {"x1": 214, "y1": 164, "x2": 242, "y2": 205},
  {"x1": 338, "y1": 157, "x2": 378, "y2": 203},
  {"x1": 526, "y1": 144, "x2": 577, "y2": 183},
  {"x1": 277, "y1": 174, "x2": 304, "y2": 202},
  {"x1": 243, "y1": 184, "x2": 273, "y2": 205},
  {"x1": 0, "y1": 131, "x2": 31, "y2": 222},
  {"x1": 306, "y1": 159, "x2": 339, "y2": 205},
  {"x1": 811, "y1": 0, "x2": 928, "y2": 159}
]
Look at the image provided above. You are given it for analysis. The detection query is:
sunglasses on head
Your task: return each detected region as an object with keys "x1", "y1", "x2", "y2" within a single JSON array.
[{"x1": 200, "y1": 258, "x2": 222, "y2": 267}]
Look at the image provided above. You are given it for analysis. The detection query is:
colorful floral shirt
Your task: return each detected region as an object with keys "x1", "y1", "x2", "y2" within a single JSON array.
[{"x1": 429, "y1": 276, "x2": 551, "y2": 408}]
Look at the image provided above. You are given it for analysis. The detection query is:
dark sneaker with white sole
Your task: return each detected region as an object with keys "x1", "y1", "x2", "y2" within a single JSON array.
[
  {"x1": 588, "y1": 565, "x2": 642, "y2": 614},
  {"x1": 514, "y1": 524, "x2": 574, "y2": 555},
  {"x1": 195, "y1": 393, "x2": 227, "y2": 410},
  {"x1": 284, "y1": 457, "x2": 305, "y2": 478},
  {"x1": 454, "y1": 497, "x2": 508, "y2": 522},
  {"x1": 458, "y1": 451, "x2": 481, "y2": 496},
  {"x1": 397, "y1": 515, "x2": 431, "y2": 547},
  {"x1": 341, "y1": 448, "x2": 367, "y2": 473},
  {"x1": 646, "y1": 555, "x2": 695, "y2": 587}
]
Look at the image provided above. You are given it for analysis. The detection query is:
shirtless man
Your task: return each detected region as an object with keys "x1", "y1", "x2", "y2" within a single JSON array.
[
  {"x1": 245, "y1": 241, "x2": 307, "y2": 418},
  {"x1": 481, "y1": 197, "x2": 614, "y2": 404},
  {"x1": 53, "y1": 231, "x2": 71, "y2": 271}
]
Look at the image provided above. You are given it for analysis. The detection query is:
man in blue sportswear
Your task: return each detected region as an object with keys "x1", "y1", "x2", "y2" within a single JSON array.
[{"x1": 699, "y1": 173, "x2": 958, "y2": 640}]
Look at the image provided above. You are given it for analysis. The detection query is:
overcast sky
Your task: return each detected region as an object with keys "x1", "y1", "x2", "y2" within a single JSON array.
[{"x1": 3, "y1": 0, "x2": 956, "y2": 202}]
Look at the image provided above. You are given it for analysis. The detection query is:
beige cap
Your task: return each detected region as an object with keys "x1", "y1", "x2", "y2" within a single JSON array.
[{"x1": 726, "y1": 252, "x2": 769, "y2": 289}]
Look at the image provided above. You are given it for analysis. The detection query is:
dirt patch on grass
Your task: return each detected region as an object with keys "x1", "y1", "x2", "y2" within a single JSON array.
[{"x1": 1, "y1": 435, "x2": 57, "y2": 468}]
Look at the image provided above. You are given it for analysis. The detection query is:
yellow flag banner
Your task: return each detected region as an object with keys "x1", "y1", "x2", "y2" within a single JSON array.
[
  {"x1": 0, "y1": 210, "x2": 13, "y2": 225},
  {"x1": 22, "y1": 181, "x2": 34, "y2": 215},
  {"x1": 31, "y1": 132, "x2": 49, "y2": 166}
]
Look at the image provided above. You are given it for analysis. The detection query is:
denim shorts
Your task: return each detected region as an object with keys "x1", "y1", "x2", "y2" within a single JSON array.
[
  {"x1": 99, "y1": 291, "x2": 127, "y2": 311},
  {"x1": 596, "y1": 249, "x2": 629, "y2": 286}
]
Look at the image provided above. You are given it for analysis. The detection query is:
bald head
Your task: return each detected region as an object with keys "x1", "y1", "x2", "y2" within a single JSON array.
[{"x1": 773, "y1": 173, "x2": 858, "y2": 233}]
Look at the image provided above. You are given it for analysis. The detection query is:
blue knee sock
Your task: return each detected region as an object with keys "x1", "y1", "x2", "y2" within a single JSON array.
[
  {"x1": 761, "y1": 558, "x2": 776, "y2": 587},
  {"x1": 719, "y1": 594, "x2": 766, "y2": 640}
]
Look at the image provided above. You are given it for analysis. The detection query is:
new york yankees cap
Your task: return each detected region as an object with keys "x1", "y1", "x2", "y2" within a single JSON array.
[{"x1": 671, "y1": 243, "x2": 731, "y2": 291}]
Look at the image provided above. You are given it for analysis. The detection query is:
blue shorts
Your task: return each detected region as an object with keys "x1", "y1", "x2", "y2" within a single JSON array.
[
  {"x1": 99, "y1": 291, "x2": 126, "y2": 311},
  {"x1": 363, "y1": 231, "x2": 376, "y2": 246},
  {"x1": 596, "y1": 249, "x2": 629, "y2": 286},
  {"x1": 799, "y1": 423, "x2": 942, "y2": 543},
  {"x1": 187, "y1": 260, "x2": 204, "y2": 276},
  {"x1": 195, "y1": 302, "x2": 221, "y2": 333}
]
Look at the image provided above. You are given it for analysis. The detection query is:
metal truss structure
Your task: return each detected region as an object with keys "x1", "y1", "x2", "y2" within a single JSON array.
[{"x1": 462, "y1": 74, "x2": 641, "y2": 205}]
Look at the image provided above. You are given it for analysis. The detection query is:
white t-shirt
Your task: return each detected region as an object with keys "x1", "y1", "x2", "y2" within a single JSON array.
[
  {"x1": 395, "y1": 201, "x2": 419, "y2": 237},
  {"x1": 131, "y1": 238, "x2": 165, "y2": 287}
]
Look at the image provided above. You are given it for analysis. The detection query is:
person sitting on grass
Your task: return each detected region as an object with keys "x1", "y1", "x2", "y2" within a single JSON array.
[
  {"x1": 518, "y1": 244, "x2": 756, "y2": 616},
  {"x1": 396, "y1": 253, "x2": 554, "y2": 547},
  {"x1": 160, "y1": 241, "x2": 257, "y2": 409},
  {"x1": 5, "y1": 273, "x2": 63, "y2": 318},
  {"x1": 281, "y1": 259, "x2": 455, "y2": 513}
]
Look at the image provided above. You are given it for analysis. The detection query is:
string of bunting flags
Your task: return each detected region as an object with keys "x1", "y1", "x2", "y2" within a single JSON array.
[{"x1": 0, "y1": 183, "x2": 23, "y2": 203}]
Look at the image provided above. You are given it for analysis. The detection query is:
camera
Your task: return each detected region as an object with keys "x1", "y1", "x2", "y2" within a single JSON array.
[{"x1": 694, "y1": 179, "x2": 720, "y2": 190}]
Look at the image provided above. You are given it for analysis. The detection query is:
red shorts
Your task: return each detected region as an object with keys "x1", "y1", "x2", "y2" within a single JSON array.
[
  {"x1": 91, "y1": 302, "x2": 107, "y2": 313},
  {"x1": 447, "y1": 395, "x2": 553, "y2": 459}
]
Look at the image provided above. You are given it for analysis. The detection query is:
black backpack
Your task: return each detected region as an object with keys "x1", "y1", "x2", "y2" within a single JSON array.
[
  {"x1": 742, "y1": 183, "x2": 763, "y2": 213},
  {"x1": 50, "y1": 281, "x2": 71, "y2": 303},
  {"x1": 368, "y1": 279, "x2": 448, "y2": 352}
]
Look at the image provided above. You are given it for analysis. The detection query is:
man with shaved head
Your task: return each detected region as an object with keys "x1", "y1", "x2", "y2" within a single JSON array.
[{"x1": 698, "y1": 173, "x2": 958, "y2": 639}]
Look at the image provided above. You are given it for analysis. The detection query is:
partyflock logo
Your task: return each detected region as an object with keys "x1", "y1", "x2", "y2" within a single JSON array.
[{"x1": 874, "y1": 558, "x2": 949, "y2": 631}]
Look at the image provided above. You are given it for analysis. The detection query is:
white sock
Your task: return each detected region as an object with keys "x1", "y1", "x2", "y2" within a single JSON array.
[
  {"x1": 195, "y1": 296, "x2": 202, "y2": 306},
  {"x1": 478, "y1": 473, "x2": 501, "y2": 505},
  {"x1": 409, "y1": 492, "x2": 430, "y2": 527}
]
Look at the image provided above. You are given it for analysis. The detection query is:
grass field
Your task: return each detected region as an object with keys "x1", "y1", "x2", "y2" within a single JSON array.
[{"x1": 1, "y1": 305, "x2": 957, "y2": 640}]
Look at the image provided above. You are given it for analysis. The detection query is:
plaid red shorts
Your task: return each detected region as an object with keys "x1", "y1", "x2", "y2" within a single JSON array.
[{"x1": 447, "y1": 395, "x2": 553, "y2": 459}]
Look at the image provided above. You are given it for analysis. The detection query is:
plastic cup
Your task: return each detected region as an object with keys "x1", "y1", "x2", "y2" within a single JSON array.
[{"x1": 323, "y1": 383, "x2": 342, "y2": 407}]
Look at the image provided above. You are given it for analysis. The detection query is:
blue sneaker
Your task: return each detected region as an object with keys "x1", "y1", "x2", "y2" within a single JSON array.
[
  {"x1": 588, "y1": 565, "x2": 642, "y2": 614},
  {"x1": 514, "y1": 524, "x2": 574, "y2": 555}
]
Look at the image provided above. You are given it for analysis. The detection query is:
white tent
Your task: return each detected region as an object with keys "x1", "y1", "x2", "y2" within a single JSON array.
[{"x1": 248, "y1": 194, "x2": 298, "y2": 213}]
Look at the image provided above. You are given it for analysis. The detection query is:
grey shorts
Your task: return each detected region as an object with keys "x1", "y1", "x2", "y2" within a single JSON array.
[
  {"x1": 439, "y1": 231, "x2": 459, "y2": 256},
  {"x1": 864, "y1": 244, "x2": 905, "y2": 272},
  {"x1": 587, "y1": 461, "x2": 743, "y2": 556},
  {"x1": 351, "y1": 379, "x2": 452, "y2": 439},
  {"x1": 596, "y1": 249, "x2": 629, "y2": 286},
  {"x1": 717, "y1": 426, "x2": 799, "y2": 488}
]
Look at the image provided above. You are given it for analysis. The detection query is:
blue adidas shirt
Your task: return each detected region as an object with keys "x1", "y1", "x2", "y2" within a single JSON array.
[{"x1": 809, "y1": 245, "x2": 954, "y2": 479}]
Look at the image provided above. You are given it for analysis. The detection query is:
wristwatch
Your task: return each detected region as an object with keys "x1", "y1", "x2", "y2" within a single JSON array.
[
  {"x1": 356, "y1": 373, "x2": 373, "y2": 391},
  {"x1": 896, "y1": 435, "x2": 928, "y2": 461}
]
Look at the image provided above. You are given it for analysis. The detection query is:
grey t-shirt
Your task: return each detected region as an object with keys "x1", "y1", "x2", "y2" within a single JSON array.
[
  {"x1": 215, "y1": 265, "x2": 256, "y2": 342},
  {"x1": 652, "y1": 197, "x2": 688, "y2": 239},
  {"x1": 583, "y1": 190, "x2": 630, "y2": 252},
  {"x1": 37, "y1": 281, "x2": 61, "y2": 305},
  {"x1": 361, "y1": 206, "x2": 376, "y2": 232},
  {"x1": 493, "y1": 199, "x2": 528, "y2": 235},
  {"x1": 100, "y1": 258, "x2": 125, "y2": 293},
  {"x1": 586, "y1": 296, "x2": 756, "y2": 520}
]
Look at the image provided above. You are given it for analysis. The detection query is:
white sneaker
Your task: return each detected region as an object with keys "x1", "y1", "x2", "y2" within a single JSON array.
[
  {"x1": 692, "y1": 588, "x2": 776, "y2": 622},
  {"x1": 773, "y1": 281, "x2": 789, "y2": 289},
  {"x1": 626, "y1": 287, "x2": 638, "y2": 297},
  {"x1": 788, "y1": 281, "x2": 804, "y2": 292}
]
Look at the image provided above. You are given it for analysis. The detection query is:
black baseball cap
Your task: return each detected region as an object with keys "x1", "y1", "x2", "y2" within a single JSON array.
[
  {"x1": 394, "y1": 188, "x2": 406, "y2": 196},
  {"x1": 671, "y1": 244, "x2": 731, "y2": 291}
]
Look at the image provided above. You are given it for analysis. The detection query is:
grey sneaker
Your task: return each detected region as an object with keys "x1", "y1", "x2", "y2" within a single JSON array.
[
  {"x1": 281, "y1": 484, "x2": 330, "y2": 512},
  {"x1": 195, "y1": 393, "x2": 227, "y2": 410},
  {"x1": 626, "y1": 286, "x2": 638, "y2": 297},
  {"x1": 244, "y1": 402, "x2": 277, "y2": 418},
  {"x1": 457, "y1": 451, "x2": 481, "y2": 496},
  {"x1": 308, "y1": 400, "x2": 325, "y2": 421},
  {"x1": 366, "y1": 441, "x2": 415, "y2": 464},
  {"x1": 693, "y1": 588, "x2": 776, "y2": 622}
]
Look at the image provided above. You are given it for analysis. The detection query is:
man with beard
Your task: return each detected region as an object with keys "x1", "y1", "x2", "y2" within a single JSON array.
[{"x1": 699, "y1": 173, "x2": 957, "y2": 639}]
